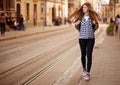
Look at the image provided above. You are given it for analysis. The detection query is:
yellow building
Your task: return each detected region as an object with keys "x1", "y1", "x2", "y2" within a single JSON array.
[
  {"x1": 68, "y1": 0, "x2": 81, "y2": 17},
  {"x1": 0, "y1": 0, "x2": 68, "y2": 27},
  {"x1": 101, "y1": 4, "x2": 110, "y2": 22},
  {"x1": 81, "y1": 0, "x2": 102, "y2": 15},
  {"x1": 109, "y1": 0, "x2": 120, "y2": 19},
  {"x1": 0, "y1": 0, "x2": 41, "y2": 27},
  {"x1": 0, "y1": 0, "x2": 15, "y2": 16},
  {"x1": 115, "y1": 0, "x2": 120, "y2": 16},
  {"x1": 16, "y1": 0, "x2": 41, "y2": 27},
  {"x1": 17, "y1": 0, "x2": 68, "y2": 26}
]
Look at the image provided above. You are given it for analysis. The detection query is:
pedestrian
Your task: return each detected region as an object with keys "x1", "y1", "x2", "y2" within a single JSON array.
[
  {"x1": 13, "y1": 18, "x2": 19, "y2": 30},
  {"x1": 68, "y1": 2, "x2": 101, "y2": 80},
  {"x1": 110, "y1": 17, "x2": 114, "y2": 23},
  {"x1": 116, "y1": 15, "x2": 120, "y2": 39},
  {"x1": 64, "y1": 17, "x2": 67, "y2": 25},
  {"x1": 18, "y1": 14, "x2": 25, "y2": 31},
  {"x1": 114, "y1": 15, "x2": 120, "y2": 34},
  {"x1": 33, "y1": 12, "x2": 37, "y2": 26},
  {"x1": 0, "y1": 12, "x2": 6, "y2": 36}
]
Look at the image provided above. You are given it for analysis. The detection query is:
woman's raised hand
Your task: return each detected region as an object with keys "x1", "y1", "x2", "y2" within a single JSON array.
[
  {"x1": 75, "y1": 20, "x2": 81, "y2": 25},
  {"x1": 93, "y1": 20, "x2": 96, "y2": 25}
]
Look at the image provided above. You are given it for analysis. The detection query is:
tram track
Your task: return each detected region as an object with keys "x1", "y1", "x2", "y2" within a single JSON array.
[
  {"x1": 22, "y1": 44, "x2": 78, "y2": 85},
  {"x1": 0, "y1": 36, "x2": 77, "y2": 85},
  {"x1": 0, "y1": 28, "x2": 74, "y2": 52},
  {"x1": 0, "y1": 31, "x2": 77, "y2": 75},
  {"x1": 0, "y1": 31, "x2": 75, "y2": 74}
]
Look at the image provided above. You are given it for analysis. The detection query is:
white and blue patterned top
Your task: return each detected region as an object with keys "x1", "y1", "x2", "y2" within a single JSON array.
[{"x1": 79, "y1": 16, "x2": 95, "y2": 39}]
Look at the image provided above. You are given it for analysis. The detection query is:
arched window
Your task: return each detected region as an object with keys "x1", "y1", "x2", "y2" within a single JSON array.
[{"x1": 26, "y1": 3, "x2": 30, "y2": 20}]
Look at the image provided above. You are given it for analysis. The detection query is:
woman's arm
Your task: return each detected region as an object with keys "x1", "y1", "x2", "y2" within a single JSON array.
[
  {"x1": 74, "y1": 20, "x2": 81, "y2": 31},
  {"x1": 92, "y1": 20, "x2": 99, "y2": 30}
]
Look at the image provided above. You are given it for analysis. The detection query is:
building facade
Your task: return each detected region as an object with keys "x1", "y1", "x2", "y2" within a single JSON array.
[
  {"x1": 45, "y1": 0, "x2": 68, "y2": 26},
  {"x1": 0, "y1": 0, "x2": 68, "y2": 27},
  {"x1": 93, "y1": 0, "x2": 102, "y2": 15},
  {"x1": 18, "y1": 0, "x2": 68, "y2": 26},
  {"x1": 115, "y1": 0, "x2": 120, "y2": 15},
  {"x1": 0, "y1": 0, "x2": 105, "y2": 26},
  {"x1": 68, "y1": 0, "x2": 81, "y2": 17},
  {"x1": 109, "y1": 0, "x2": 120, "y2": 19},
  {"x1": 101, "y1": 4, "x2": 110, "y2": 22},
  {"x1": 81, "y1": 0, "x2": 102, "y2": 15},
  {"x1": 0, "y1": 0, "x2": 15, "y2": 16}
]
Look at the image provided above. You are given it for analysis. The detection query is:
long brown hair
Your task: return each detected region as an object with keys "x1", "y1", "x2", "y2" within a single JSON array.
[{"x1": 68, "y1": 2, "x2": 101, "y2": 23}]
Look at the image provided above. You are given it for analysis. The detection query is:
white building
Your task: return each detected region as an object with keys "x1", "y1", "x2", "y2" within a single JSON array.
[
  {"x1": 45, "y1": 0, "x2": 68, "y2": 26},
  {"x1": 93, "y1": 0, "x2": 102, "y2": 14}
]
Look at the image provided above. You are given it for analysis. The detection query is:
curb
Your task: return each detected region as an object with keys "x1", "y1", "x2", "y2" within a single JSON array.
[{"x1": 0, "y1": 25, "x2": 71, "y2": 42}]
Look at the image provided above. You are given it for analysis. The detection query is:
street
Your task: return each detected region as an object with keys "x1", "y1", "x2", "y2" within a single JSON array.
[
  {"x1": 0, "y1": 0, "x2": 120, "y2": 84},
  {"x1": 0, "y1": 24, "x2": 116, "y2": 85}
]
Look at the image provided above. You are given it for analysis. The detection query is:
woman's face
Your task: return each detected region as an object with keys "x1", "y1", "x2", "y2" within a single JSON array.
[{"x1": 83, "y1": 5, "x2": 89, "y2": 13}]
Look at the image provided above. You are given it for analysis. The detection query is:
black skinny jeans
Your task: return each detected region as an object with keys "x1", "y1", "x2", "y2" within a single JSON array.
[{"x1": 79, "y1": 38, "x2": 95, "y2": 73}]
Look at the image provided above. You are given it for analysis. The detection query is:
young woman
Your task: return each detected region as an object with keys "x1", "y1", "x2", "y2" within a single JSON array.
[{"x1": 69, "y1": 2, "x2": 101, "y2": 80}]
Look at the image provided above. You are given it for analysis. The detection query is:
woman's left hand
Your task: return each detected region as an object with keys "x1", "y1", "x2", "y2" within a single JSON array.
[{"x1": 92, "y1": 20, "x2": 99, "y2": 30}]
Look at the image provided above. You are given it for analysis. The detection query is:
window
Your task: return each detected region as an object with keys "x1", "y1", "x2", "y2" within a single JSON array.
[
  {"x1": 6, "y1": 0, "x2": 15, "y2": 11},
  {"x1": 0, "y1": 0, "x2": 3, "y2": 11},
  {"x1": 41, "y1": 8, "x2": 43, "y2": 13},
  {"x1": 26, "y1": 3, "x2": 30, "y2": 20}
]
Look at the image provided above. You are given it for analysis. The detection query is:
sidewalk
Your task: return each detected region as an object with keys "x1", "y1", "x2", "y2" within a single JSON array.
[
  {"x1": 0, "y1": 24, "x2": 71, "y2": 41},
  {"x1": 54, "y1": 34, "x2": 120, "y2": 85},
  {"x1": 78, "y1": 35, "x2": 120, "y2": 85}
]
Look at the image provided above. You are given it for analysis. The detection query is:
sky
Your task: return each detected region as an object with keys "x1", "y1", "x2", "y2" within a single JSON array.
[{"x1": 101, "y1": 0, "x2": 110, "y2": 4}]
